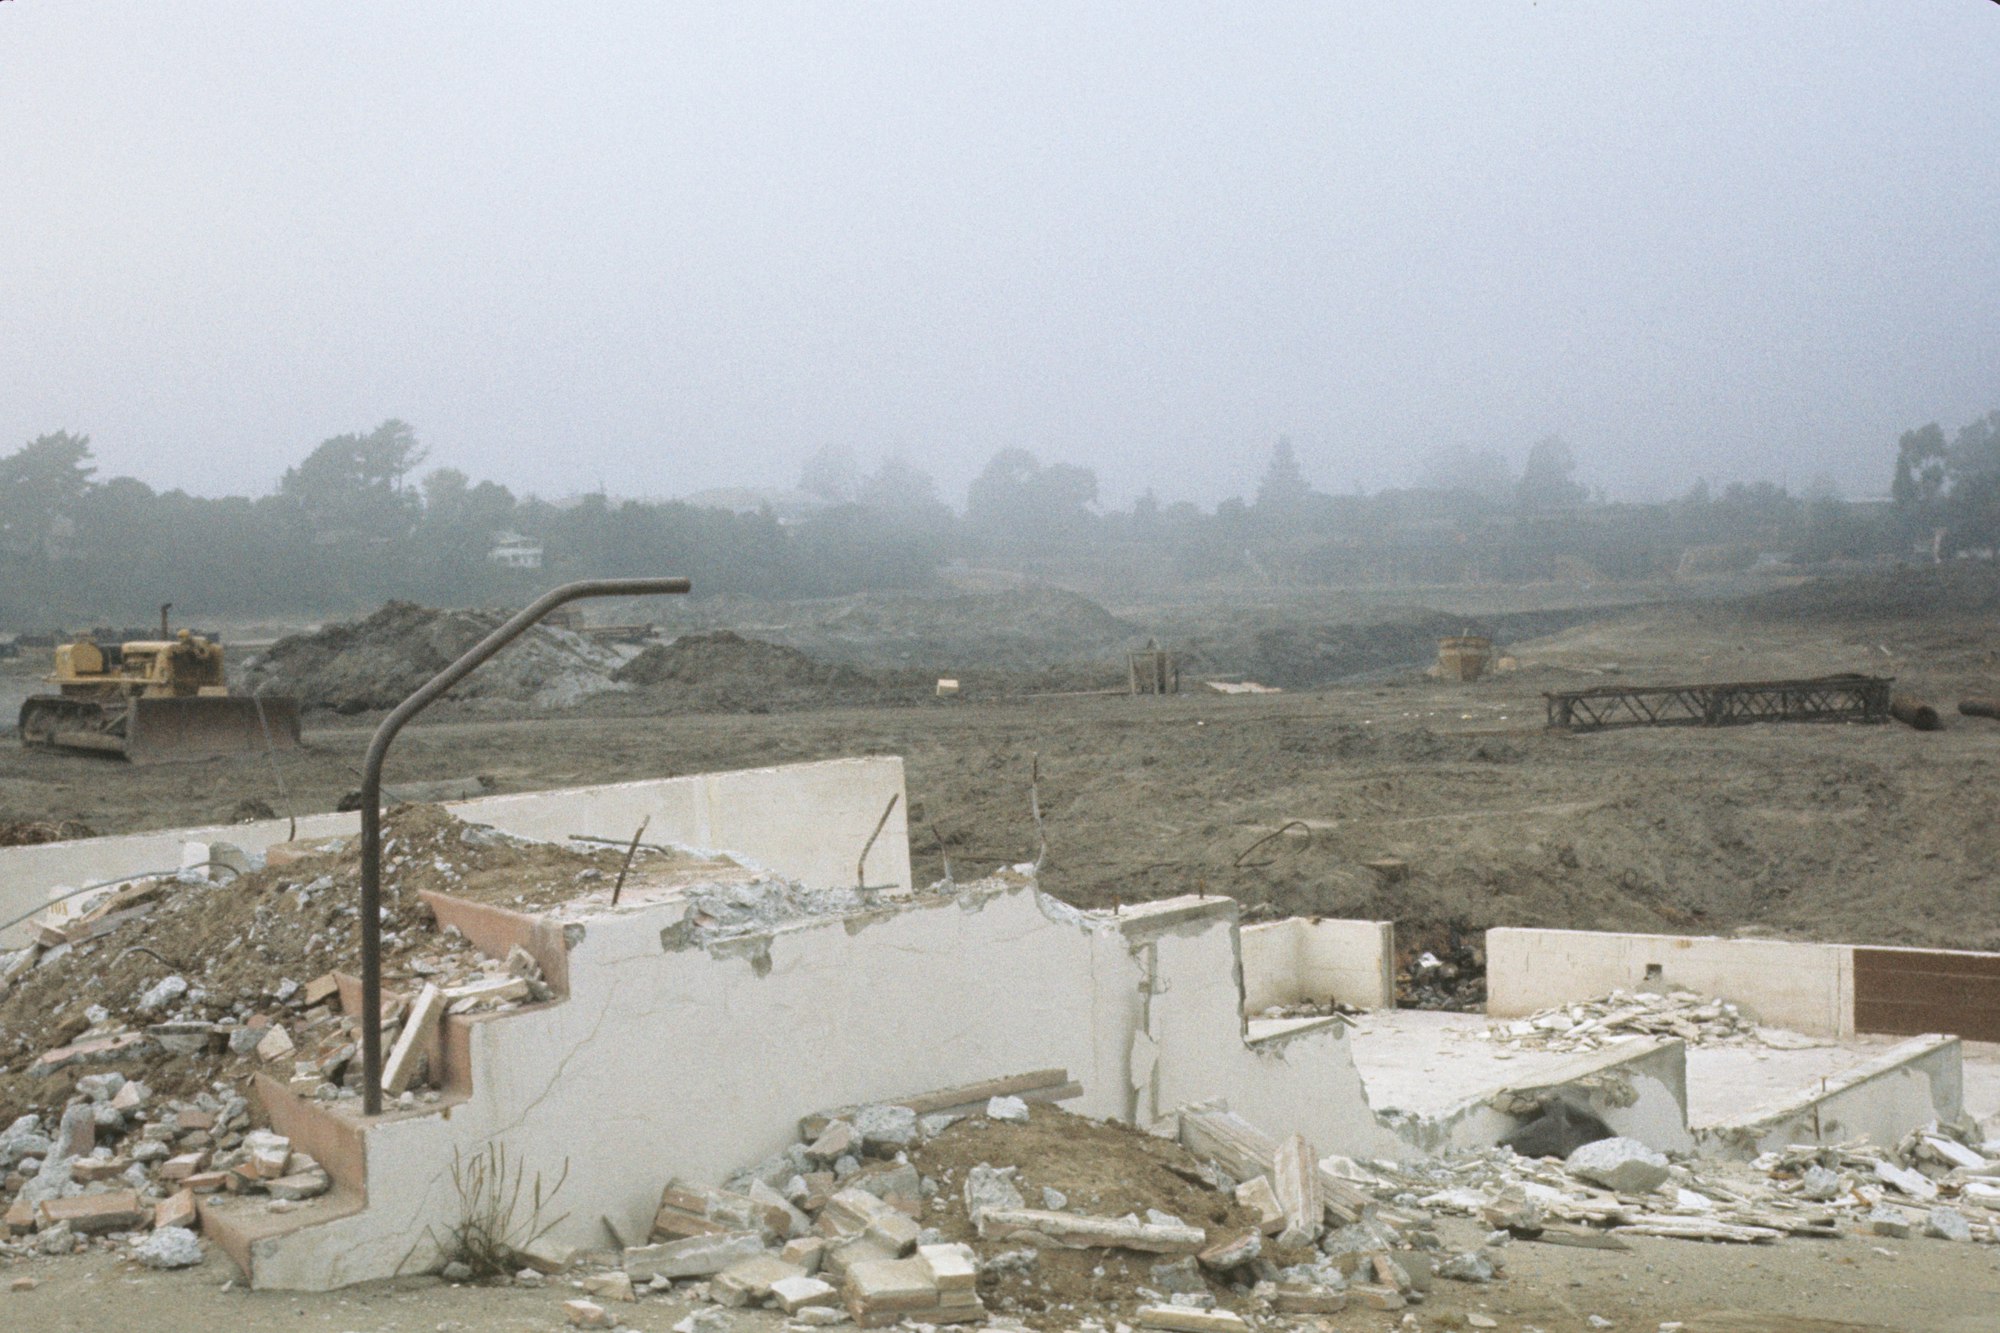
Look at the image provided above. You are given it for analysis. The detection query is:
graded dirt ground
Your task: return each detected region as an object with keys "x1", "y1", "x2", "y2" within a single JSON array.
[
  {"x1": 3, "y1": 1217, "x2": 1997, "y2": 1332},
  {"x1": 6, "y1": 571, "x2": 1999, "y2": 961}
]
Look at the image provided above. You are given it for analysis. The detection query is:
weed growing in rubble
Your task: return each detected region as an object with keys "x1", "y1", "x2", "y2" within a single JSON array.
[{"x1": 418, "y1": 1143, "x2": 571, "y2": 1280}]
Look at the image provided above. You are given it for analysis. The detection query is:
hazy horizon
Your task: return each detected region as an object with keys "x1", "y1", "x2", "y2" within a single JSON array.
[{"x1": 4, "y1": 4, "x2": 1995, "y2": 509}]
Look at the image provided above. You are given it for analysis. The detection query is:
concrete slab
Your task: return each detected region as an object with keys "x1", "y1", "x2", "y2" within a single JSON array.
[
  {"x1": 1686, "y1": 1036, "x2": 1938, "y2": 1127},
  {"x1": 1344, "y1": 1009, "x2": 1581, "y2": 1118}
]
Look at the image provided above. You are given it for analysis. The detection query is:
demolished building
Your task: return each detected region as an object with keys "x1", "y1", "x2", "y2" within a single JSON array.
[{"x1": 1, "y1": 756, "x2": 1995, "y2": 1301}]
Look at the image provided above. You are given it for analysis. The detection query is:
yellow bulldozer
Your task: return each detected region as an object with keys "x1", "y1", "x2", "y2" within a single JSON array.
[{"x1": 18, "y1": 618, "x2": 300, "y2": 763}]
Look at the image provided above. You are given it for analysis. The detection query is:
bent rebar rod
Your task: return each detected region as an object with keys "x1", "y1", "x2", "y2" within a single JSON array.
[{"x1": 359, "y1": 577, "x2": 690, "y2": 1114}]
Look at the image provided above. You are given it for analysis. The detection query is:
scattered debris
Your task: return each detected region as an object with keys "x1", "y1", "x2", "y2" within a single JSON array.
[{"x1": 1485, "y1": 988, "x2": 1832, "y2": 1055}]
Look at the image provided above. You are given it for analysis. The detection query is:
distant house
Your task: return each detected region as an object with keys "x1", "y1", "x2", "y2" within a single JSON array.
[{"x1": 487, "y1": 531, "x2": 544, "y2": 570}]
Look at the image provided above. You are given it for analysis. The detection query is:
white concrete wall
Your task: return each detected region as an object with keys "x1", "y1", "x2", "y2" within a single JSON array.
[
  {"x1": 1121, "y1": 902, "x2": 1394, "y2": 1160},
  {"x1": 1486, "y1": 928, "x2": 1854, "y2": 1038},
  {"x1": 0, "y1": 758, "x2": 910, "y2": 947},
  {"x1": 1239, "y1": 917, "x2": 1396, "y2": 1014},
  {"x1": 249, "y1": 885, "x2": 1393, "y2": 1289},
  {"x1": 1696, "y1": 1035, "x2": 1964, "y2": 1159}
]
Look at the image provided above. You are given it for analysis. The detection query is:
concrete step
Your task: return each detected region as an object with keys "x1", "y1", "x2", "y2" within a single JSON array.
[{"x1": 208, "y1": 891, "x2": 577, "y2": 1285}]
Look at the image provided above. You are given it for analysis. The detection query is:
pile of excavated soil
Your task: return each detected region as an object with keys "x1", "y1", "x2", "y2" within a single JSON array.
[
  {"x1": 240, "y1": 601, "x2": 629, "y2": 713},
  {"x1": 612, "y1": 631, "x2": 886, "y2": 712},
  {"x1": 648, "y1": 587, "x2": 1141, "y2": 672}
]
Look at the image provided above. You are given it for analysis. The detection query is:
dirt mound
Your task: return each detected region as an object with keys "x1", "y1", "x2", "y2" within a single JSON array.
[
  {"x1": 1161, "y1": 606, "x2": 1605, "y2": 689},
  {"x1": 615, "y1": 630, "x2": 831, "y2": 689},
  {"x1": 610, "y1": 632, "x2": 887, "y2": 714},
  {"x1": 1746, "y1": 564, "x2": 2000, "y2": 622},
  {"x1": 650, "y1": 587, "x2": 1139, "y2": 673},
  {"x1": 241, "y1": 601, "x2": 629, "y2": 713}
]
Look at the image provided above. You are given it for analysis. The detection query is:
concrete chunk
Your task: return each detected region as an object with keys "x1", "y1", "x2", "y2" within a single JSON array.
[
  {"x1": 962, "y1": 1163, "x2": 1024, "y2": 1222},
  {"x1": 623, "y1": 1231, "x2": 768, "y2": 1281},
  {"x1": 916, "y1": 1241, "x2": 978, "y2": 1291},
  {"x1": 1271, "y1": 1134, "x2": 1322, "y2": 1247},
  {"x1": 38, "y1": 1190, "x2": 146, "y2": 1234},
  {"x1": 381, "y1": 983, "x2": 444, "y2": 1095},
  {"x1": 243, "y1": 1129, "x2": 292, "y2": 1180},
  {"x1": 154, "y1": 1188, "x2": 198, "y2": 1232},
  {"x1": 822, "y1": 1235, "x2": 897, "y2": 1280},
  {"x1": 844, "y1": 1256, "x2": 937, "y2": 1314},
  {"x1": 1874, "y1": 1159, "x2": 1938, "y2": 1202},
  {"x1": 1272, "y1": 1283, "x2": 1347, "y2": 1314},
  {"x1": 714, "y1": 1253, "x2": 807, "y2": 1307},
  {"x1": 772, "y1": 1274, "x2": 841, "y2": 1314},
  {"x1": 563, "y1": 1299, "x2": 614, "y2": 1329},
  {"x1": 1134, "y1": 1305, "x2": 1250, "y2": 1332},
  {"x1": 1564, "y1": 1137, "x2": 1670, "y2": 1194},
  {"x1": 1233, "y1": 1176, "x2": 1283, "y2": 1235},
  {"x1": 975, "y1": 1207, "x2": 1206, "y2": 1254}
]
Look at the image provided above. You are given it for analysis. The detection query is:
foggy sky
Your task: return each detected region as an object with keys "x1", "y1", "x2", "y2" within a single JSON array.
[{"x1": 3, "y1": 4, "x2": 1995, "y2": 508}]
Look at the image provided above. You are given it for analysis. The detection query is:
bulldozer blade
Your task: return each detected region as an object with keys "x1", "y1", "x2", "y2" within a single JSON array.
[{"x1": 123, "y1": 695, "x2": 302, "y2": 765}]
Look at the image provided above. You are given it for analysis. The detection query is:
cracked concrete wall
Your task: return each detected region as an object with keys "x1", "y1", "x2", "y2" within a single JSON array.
[
  {"x1": 1117, "y1": 899, "x2": 1397, "y2": 1161},
  {"x1": 250, "y1": 886, "x2": 1389, "y2": 1289},
  {"x1": 0, "y1": 758, "x2": 909, "y2": 947},
  {"x1": 1239, "y1": 918, "x2": 1395, "y2": 1014}
]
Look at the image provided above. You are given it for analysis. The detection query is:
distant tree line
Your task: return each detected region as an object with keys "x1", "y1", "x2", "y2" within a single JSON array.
[
  {"x1": 0, "y1": 405, "x2": 1989, "y2": 626},
  {"x1": 0, "y1": 423, "x2": 946, "y2": 626}
]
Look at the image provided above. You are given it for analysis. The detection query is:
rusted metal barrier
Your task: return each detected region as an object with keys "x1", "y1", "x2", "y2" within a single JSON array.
[{"x1": 358, "y1": 578, "x2": 691, "y2": 1115}]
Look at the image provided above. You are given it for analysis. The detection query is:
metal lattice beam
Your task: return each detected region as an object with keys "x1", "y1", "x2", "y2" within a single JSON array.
[{"x1": 1544, "y1": 674, "x2": 1893, "y2": 732}]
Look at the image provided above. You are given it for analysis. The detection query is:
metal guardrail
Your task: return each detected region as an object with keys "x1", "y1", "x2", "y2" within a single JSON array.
[
  {"x1": 358, "y1": 578, "x2": 691, "y2": 1114},
  {"x1": 1543, "y1": 674, "x2": 1893, "y2": 732}
]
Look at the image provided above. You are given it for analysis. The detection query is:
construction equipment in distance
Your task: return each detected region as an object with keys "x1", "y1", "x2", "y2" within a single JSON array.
[
  {"x1": 1436, "y1": 634, "x2": 1493, "y2": 682},
  {"x1": 18, "y1": 622, "x2": 301, "y2": 763}
]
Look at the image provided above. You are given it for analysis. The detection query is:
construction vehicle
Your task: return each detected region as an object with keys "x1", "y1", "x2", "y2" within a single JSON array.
[{"x1": 18, "y1": 608, "x2": 300, "y2": 763}]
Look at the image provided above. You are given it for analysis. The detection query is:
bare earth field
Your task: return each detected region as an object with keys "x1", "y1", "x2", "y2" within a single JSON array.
[{"x1": 4, "y1": 568, "x2": 2000, "y2": 1328}]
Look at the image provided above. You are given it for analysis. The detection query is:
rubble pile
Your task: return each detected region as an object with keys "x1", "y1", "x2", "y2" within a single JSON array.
[
  {"x1": 550, "y1": 1100, "x2": 1492, "y2": 1330},
  {"x1": 0, "y1": 1073, "x2": 329, "y2": 1267},
  {"x1": 0, "y1": 806, "x2": 788, "y2": 1269},
  {"x1": 563, "y1": 1096, "x2": 2000, "y2": 1331},
  {"x1": 1483, "y1": 988, "x2": 1831, "y2": 1055},
  {"x1": 1375, "y1": 1116, "x2": 2000, "y2": 1251}
]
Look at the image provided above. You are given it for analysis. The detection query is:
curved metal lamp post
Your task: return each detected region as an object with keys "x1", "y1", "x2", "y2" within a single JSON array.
[{"x1": 358, "y1": 577, "x2": 691, "y2": 1114}]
